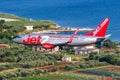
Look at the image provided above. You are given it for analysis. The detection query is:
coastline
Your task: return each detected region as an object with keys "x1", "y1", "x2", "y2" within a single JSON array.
[
  {"x1": 32, "y1": 29, "x2": 92, "y2": 34},
  {"x1": 0, "y1": 13, "x2": 119, "y2": 42},
  {"x1": 0, "y1": 13, "x2": 93, "y2": 34}
]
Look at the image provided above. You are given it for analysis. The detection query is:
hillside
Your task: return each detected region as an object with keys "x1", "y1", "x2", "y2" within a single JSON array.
[{"x1": 0, "y1": 14, "x2": 58, "y2": 31}]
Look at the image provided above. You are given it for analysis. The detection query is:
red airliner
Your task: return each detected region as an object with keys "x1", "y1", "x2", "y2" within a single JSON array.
[{"x1": 13, "y1": 18, "x2": 110, "y2": 49}]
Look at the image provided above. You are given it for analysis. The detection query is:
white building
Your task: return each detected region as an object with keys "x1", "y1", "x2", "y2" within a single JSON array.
[
  {"x1": 62, "y1": 56, "x2": 71, "y2": 62},
  {"x1": 25, "y1": 26, "x2": 34, "y2": 30},
  {"x1": 73, "y1": 44, "x2": 100, "y2": 55},
  {"x1": 0, "y1": 18, "x2": 19, "y2": 22}
]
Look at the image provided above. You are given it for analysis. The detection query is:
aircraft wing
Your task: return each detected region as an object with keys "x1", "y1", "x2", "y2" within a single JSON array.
[
  {"x1": 42, "y1": 28, "x2": 79, "y2": 48},
  {"x1": 68, "y1": 28, "x2": 79, "y2": 43}
]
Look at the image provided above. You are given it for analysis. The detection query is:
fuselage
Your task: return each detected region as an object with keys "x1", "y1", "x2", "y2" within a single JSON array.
[
  {"x1": 12, "y1": 18, "x2": 110, "y2": 49},
  {"x1": 13, "y1": 34, "x2": 104, "y2": 46}
]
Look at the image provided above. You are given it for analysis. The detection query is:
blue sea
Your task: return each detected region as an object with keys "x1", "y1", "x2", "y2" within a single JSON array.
[{"x1": 0, "y1": 0, "x2": 120, "y2": 41}]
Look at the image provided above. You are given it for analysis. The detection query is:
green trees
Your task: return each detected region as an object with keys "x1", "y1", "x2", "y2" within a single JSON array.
[
  {"x1": 99, "y1": 55, "x2": 120, "y2": 65},
  {"x1": 0, "y1": 48, "x2": 62, "y2": 70},
  {"x1": 88, "y1": 51, "x2": 120, "y2": 65},
  {"x1": 89, "y1": 52, "x2": 100, "y2": 60},
  {"x1": 103, "y1": 39, "x2": 117, "y2": 48},
  {"x1": 0, "y1": 69, "x2": 57, "y2": 79},
  {"x1": 0, "y1": 20, "x2": 5, "y2": 26},
  {"x1": 0, "y1": 20, "x2": 5, "y2": 32},
  {"x1": 0, "y1": 20, "x2": 19, "y2": 41}
]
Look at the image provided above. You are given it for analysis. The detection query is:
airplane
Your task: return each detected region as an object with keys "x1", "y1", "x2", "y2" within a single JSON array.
[{"x1": 13, "y1": 18, "x2": 110, "y2": 50}]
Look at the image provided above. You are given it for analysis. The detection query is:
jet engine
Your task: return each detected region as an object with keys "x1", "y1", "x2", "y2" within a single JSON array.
[{"x1": 42, "y1": 43, "x2": 53, "y2": 49}]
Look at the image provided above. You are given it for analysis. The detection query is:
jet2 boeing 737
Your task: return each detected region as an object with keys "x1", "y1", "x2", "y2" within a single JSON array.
[{"x1": 13, "y1": 18, "x2": 110, "y2": 49}]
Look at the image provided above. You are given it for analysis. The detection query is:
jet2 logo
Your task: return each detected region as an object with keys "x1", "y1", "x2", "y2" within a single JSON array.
[
  {"x1": 41, "y1": 36, "x2": 49, "y2": 43},
  {"x1": 23, "y1": 35, "x2": 42, "y2": 44},
  {"x1": 93, "y1": 18, "x2": 109, "y2": 36},
  {"x1": 22, "y1": 35, "x2": 49, "y2": 44}
]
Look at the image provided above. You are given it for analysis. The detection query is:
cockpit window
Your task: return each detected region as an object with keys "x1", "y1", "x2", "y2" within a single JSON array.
[{"x1": 16, "y1": 36, "x2": 22, "y2": 38}]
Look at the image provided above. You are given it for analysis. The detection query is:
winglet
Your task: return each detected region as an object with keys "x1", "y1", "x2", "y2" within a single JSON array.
[
  {"x1": 74, "y1": 28, "x2": 79, "y2": 35},
  {"x1": 68, "y1": 28, "x2": 79, "y2": 43},
  {"x1": 83, "y1": 18, "x2": 110, "y2": 37},
  {"x1": 105, "y1": 34, "x2": 111, "y2": 38},
  {"x1": 104, "y1": 34, "x2": 111, "y2": 41}
]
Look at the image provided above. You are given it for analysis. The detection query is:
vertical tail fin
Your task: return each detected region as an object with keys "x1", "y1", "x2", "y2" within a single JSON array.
[{"x1": 83, "y1": 18, "x2": 110, "y2": 37}]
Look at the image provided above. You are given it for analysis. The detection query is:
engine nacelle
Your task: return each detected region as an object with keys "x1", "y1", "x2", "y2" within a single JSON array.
[{"x1": 42, "y1": 43, "x2": 53, "y2": 49}]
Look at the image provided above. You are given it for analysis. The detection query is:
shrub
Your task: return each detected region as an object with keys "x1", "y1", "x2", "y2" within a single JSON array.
[
  {"x1": 79, "y1": 70, "x2": 120, "y2": 76},
  {"x1": 0, "y1": 64, "x2": 16, "y2": 71},
  {"x1": 64, "y1": 60, "x2": 108, "y2": 70}
]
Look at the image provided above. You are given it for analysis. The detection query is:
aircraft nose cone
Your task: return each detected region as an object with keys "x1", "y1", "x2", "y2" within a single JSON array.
[
  {"x1": 12, "y1": 38, "x2": 17, "y2": 42},
  {"x1": 13, "y1": 38, "x2": 20, "y2": 43},
  {"x1": 12, "y1": 37, "x2": 22, "y2": 43}
]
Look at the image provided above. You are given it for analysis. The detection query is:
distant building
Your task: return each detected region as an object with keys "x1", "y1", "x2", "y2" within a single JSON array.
[
  {"x1": 74, "y1": 48, "x2": 100, "y2": 55},
  {"x1": 62, "y1": 56, "x2": 71, "y2": 62},
  {"x1": 117, "y1": 45, "x2": 120, "y2": 48},
  {"x1": 0, "y1": 18, "x2": 19, "y2": 22},
  {"x1": 25, "y1": 26, "x2": 34, "y2": 30},
  {"x1": 117, "y1": 45, "x2": 120, "y2": 51},
  {"x1": 104, "y1": 49, "x2": 116, "y2": 54},
  {"x1": 73, "y1": 44, "x2": 99, "y2": 55},
  {"x1": 50, "y1": 24, "x2": 60, "y2": 29},
  {"x1": 103, "y1": 77, "x2": 113, "y2": 80}
]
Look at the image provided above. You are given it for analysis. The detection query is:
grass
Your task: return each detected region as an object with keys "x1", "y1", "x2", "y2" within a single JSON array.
[
  {"x1": 75, "y1": 65, "x2": 120, "y2": 80},
  {"x1": 93, "y1": 65, "x2": 120, "y2": 74},
  {"x1": 79, "y1": 70, "x2": 120, "y2": 77},
  {"x1": 0, "y1": 62, "x2": 10, "y2": 65},
  {"x1": 0, "y1": 13, "x2": 57, "y2": 30},
  {"x1": 0, "y1": 13, "x2": 27, "y2": 21},
  {"x1": 20, "y1": 73, "x2": 101, "y2": 80},
  {"x1": 20, "y1": 75, "x2": 80, "y2": 80}
]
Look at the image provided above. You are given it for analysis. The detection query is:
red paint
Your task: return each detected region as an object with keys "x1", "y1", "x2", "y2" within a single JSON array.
[
  {"x1": 68, "y1": 36, "x2": 74, "y2": 43},
  {"x1": 50, "y1": 36, "x2": 77, "y2": 38},
  {"x1": 74, "y1": 28, "x2": 79, "y2": 35},
  {"x1": 68, "y1": 28, "x2": 79, "y2": 43},
  {"x1": 42, "y1": 43, "x2": 53, "y2": 49},
  {"x1": 83, "y1": 18, "x2": 110, "y2": 37},
  {"x1": 23, "y1": 35, "x2": 41, "y2": 44}
]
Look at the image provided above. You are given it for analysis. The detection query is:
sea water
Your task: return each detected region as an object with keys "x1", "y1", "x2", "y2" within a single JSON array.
[{"x1": 0, "y1": 0, "x2": 120, "y2": 41}]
